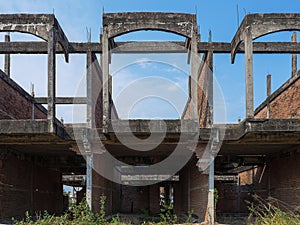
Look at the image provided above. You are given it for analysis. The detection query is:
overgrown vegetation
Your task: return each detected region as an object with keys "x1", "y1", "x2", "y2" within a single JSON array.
[
  {"x1": 248, "y1": 194, "x2": 300, "y2": 225},
  {"x1": 13, "y1": 195, "x2": 126, "y2": 225},
  {"x1": 12, "y1": 195, "x2": 195, "y2": 225}
]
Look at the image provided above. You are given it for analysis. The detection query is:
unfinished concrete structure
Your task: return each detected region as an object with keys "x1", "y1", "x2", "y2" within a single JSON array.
[{"x1": 0, "y1": 12, "x2": 299, "y2": 224}]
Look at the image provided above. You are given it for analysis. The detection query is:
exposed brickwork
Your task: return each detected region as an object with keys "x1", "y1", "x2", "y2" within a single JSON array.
[
  {"x1": 216, "y1": 166, "x2": 268, "y2": 214},
  {"x1": 182, "y1": 53, "x2": 212, "y2": 128},
  {"x1": 174, "y1": 156, "x2": 208, "y2": 221},
  {"x1": 0, "y1": 152, "x2": 63, "y2": 220},
  {"x1": 269, "y1": 149, "x2": 300, "y2": 209},
  {"x1": 0, "y1": 70, "x2": 47, "y2": 120},
  {"x1": 255, "y1": 76, "x2": 300, "y2": 119},
  {"x1": 92, "y1": 170, "x2": 115, "y2": 214}
]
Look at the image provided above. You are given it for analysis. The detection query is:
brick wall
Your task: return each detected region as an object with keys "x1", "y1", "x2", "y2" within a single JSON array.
[
  {"x1": 216, "y1": 166, "x2": 268, "y2": 214},
  {"x1": 174, "y1": 156, "x2": 208, "y2": 221},
  {"x1": 255, "y1": 75, "x2": 300, "y2": 119},
  {"x1": 92, "y1": 170, "x2": 115, "y2": 214},
  {"x1": 269, "y1": 149, "x2": 300, "y2": 209},
  {"x1": 0, "y1": 70, "x2": 47, "y2": 120},
  {"x1": 182, "y1": 53, "x2": 212, "y2": 128},
  {"x1": 0, "y1": 152, "x2": 63, "y2": 220}
]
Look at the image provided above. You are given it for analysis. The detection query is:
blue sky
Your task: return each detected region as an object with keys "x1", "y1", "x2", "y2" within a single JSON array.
[{"x1": 0, "y1": 0, "x2": 299, "y2": 122}]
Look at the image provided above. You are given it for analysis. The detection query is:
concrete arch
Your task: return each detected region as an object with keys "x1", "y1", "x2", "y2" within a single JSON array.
[
  {"x1": 231, "y1": 13, "x2": 300, "y2": 63},
  {"x1": 102, "y1": 12, "x2": 197, "y2": 39},
  {"x1": 0, "y1": 14, "x2": 69, "y2": 62}
]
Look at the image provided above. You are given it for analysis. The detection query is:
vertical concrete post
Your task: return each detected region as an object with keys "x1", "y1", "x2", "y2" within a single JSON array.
[
  {"x1": 208, "y1": 160, "x2": 215, "y2": 225},
  {"x1": 101, "y1": 27, "x2": 110, "y2": 132},
  {"x1": 86, "y1": 51, "x2": 94, "y2": 210},
  {"x1": 191, "y1": 29, "x2": 200, "y2": 119},
  {"x1": 266, "y1": 74, "x2": 271, "y2": 118},
  {"x1": 85, "y1": 142, "x2": 93, "y2": 210},
  {"x1": 47, "y1": 28, "x2": 56, "y2": 133},
  {"x1": 208, "y1": 31, "x2": 214, "y2": 128},
  {"x1": 292, "y1": 32, "x2": 297, "y2": 77},
  {"x1": 87, "y1": 51, "x2": 94, "y2": 128},
  {"x1": 244, "y1": 27, "x2": 254, "y2": 118},
  {"x1": 4, "y1": 34, "x2": 10, "y2": 77}
]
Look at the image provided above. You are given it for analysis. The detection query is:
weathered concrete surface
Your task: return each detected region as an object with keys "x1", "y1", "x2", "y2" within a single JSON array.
[
  {"x1": 103, "y1": 12, "x2": 196, "y2": 38},
  {"x1": 1, "y1": 41, "x2": 300, "y2": 54},
  {"x1": 232, "y1": 13, "x2": 300, "y2": 63},
  {"x1": 0, "y1": 14, "x2": 69, "y2": 62}
]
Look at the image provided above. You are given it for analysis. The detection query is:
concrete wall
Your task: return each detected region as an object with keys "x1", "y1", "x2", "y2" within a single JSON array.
[
  {"x1": 0, "y1": 70, "x2": 47, "y2": 120},
  {"x1": 0, "y1": 152, "x2": 63, "y2": 220}
]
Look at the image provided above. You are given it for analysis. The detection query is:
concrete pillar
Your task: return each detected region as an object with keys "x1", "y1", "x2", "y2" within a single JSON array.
[
  {"x1": 266, "y1": 74, "x2": 272, "y2": 118},
  {"x1": 207, "y1": 160, "x2": 214, "y2": 225},
  {"x1": 101, "y1": 27, "x2": 110, "y2": 132},
  {"x1": 191, "y1": 30, "x2": 200, "y2": 119},
  {"x1": 267, "y1": 74, "x2": 272, "y2": 97},
  {"x1": 86, "y1": 151, "x2": 93, "y2": 210},
  {"x1": 86, "y1": 51, "x2": 94, "y2": 128},
  {"x1": 208, "y1": 32, "x2": 214, "y2": 127},
  {"x1": 47, "y1": 28, "x2": 56, "y2": 133},
  {"x1": 86, "y1": 51, "x2": 94, "y2": 210},
  {"x1": 292, "y1": 32, "x2": 297, "y2": 77},
  {"x1": 244, "y1": 27, "x2": 254, "y2": 118},
  {"x1": 4, "y1": 34, "x2": 10, "y2": 77}
]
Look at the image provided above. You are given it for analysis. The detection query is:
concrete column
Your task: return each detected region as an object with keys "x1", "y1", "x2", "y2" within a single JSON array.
[
  {"x1": 86, "y1": 150, "x2": 93, "y2": 210},
  {"x1": 208, "y1": 33, "x2": 214, "y2": 127},
  {"x1": 292, "y1": 32, "x2": 297, "y2": 77},
  {"x1": 101, "y1": 27, "x2": 110, "y2": 132},
  {"x1": 266, "y1": 74, "x2": 272, "y2": 118},
  {"x1": 47, "y1": 28, "x2": 56, "y2": 133},
  {"x1": 191, "y1": 31, "x2": 200, "y2": 119},
  {"x1": 4, "y1": 34, "x2": 10, "y2": 77},
  {"x1": 86, "y1": 51, "x2": 93, "y2": 210},
  {"x1": 208, "y1": 160, "x2": 214, "y2": 225},
  {"x1": 244, "y1": 27, "x2": 254, "y2": 118},
  {"x1": 86, "y1": 51, "x2": 94, "y2": 128}
]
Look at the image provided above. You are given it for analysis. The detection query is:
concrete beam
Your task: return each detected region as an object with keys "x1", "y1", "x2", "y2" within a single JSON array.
[
  {"x1": 35, "y1": 97, "x2": 87, "y2": 104},
  {"x1": 1, "y1": 41, "x2": 300, "y2": 54}
]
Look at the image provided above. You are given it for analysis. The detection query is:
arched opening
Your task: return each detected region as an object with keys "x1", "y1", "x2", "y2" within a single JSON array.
[{"x1": 110, "y1": 30, "x2": 190, "y2": 119}]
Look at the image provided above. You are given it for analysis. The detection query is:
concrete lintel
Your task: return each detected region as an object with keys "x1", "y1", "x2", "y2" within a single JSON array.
[
  {"x1": 107, "y1": 119, "x2": 199, "y2": 133},
  {"x1": 103, "y1": 12, "x2": 196, "y2": 38}
]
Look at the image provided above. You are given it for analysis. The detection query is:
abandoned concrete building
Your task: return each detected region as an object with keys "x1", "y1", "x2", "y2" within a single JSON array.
[{"x1": 0, "y1": 12, "x2": 299, "y2": 224}]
